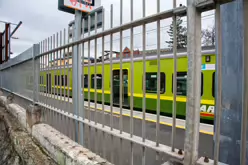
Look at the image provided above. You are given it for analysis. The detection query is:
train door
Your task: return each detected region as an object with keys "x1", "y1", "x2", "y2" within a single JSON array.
[
  {"x1": 112, "y1": 69, "x2": 129, "y2": 107},
  {"x1": 46, "y1": 73, "x2": 51, "y2": 93}
]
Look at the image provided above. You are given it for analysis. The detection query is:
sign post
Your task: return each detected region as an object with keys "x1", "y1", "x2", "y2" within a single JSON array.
[
  {"x1": 72, "y1": 9, "x2": 82, "y2": 144},
  {"x1": 58, "y1": 0, "x2": 102, "y2": 145}
]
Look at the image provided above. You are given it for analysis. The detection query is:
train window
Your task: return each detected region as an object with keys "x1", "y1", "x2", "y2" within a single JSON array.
[
  {"x1": 91, "y1": 74, "x2": 102, "y2": 89},
  {"x1": 61, "y1": 75, "x2": 64, "y2": 86},
  {"x1": 58, "y1": 75, "x2": 60, "y2": 85},
  {"x1": 82, "y1": 75, "x2": 88, "y2": 88},
  {"x1": 61, "y1": 75, "x2": 67, "y2": 86},
  {"x1": 212, "y1": 72, "x2": 215, "y2": 97},
  {"x1": 145, "y1": 72, "x2": 166, "y2": 94},
  {"x1": 172, "y1": 72, "x2": 203, "y2": 96},
  {"x1": 55, "y1": 75, "x2": 57, "y2": 85},
  {"x1": 65, "y1": 75, "x2": 68, "y2": 86},
  {"x1": 40, "y1": 76, "x2": 42, "y2": 84}
]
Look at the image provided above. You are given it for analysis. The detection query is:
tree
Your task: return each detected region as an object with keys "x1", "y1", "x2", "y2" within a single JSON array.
[
  {"x1": 202, "y1": 26, "x2": 215, "y2": 46},
  {"x1": 166, "y1": 17, "x2": 187, "y2": 49}
]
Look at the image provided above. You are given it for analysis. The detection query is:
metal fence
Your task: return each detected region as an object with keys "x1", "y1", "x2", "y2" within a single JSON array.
[{"x1": 0, "y1": 0, "x2": 236, "y2": 164}]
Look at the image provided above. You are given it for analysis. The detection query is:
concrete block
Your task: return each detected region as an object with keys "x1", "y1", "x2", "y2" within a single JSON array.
[
  {"x1": 8, "y1": 104, "x2": 27, "y2": 130},
  {"x1": 0, "y1": 94, "x2": 112, "y2": 165},
  {"x1": 0, "y1": 90, "x2": 3, "y2": 96},
  {"x1": 0, "y1": 107, "x2": 57, "y2": 165},
  {"x1": 0, "y1": 96, "x2": 7, "y2": 108},
  {"x1": 26, "y1": 104, "x2": 42, "y2": 130},
  {"x1": 6, "y1": 94, "x2": 14, "y2": 105},
  {"x1": 32, "y1": 124, "x2": 112, "y2": 165},
  {"x1": 0, "y1": 96, "x2": 27, "y2": 130}
]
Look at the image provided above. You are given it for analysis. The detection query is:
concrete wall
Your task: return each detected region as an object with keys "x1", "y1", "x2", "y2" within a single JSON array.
[
  {"x1": 0, "y1": 107, "x2": 57, "y2": 165},
  {"x1": 0, "y1": 92, "x2": 112, "y2": 165}
]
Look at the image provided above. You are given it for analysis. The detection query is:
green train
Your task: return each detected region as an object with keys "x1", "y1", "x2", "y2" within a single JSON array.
[{"x1": 39, "y1": 48, "x2": 216, "y2": 122}]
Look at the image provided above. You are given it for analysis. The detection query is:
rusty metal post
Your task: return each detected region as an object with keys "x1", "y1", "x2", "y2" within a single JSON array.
[
  {"x1": 5, "y1": 23, "x2": 10, "y2": 62},
  {"x1": 0, "y1": 32, "x2": 2, "y2": 64}
]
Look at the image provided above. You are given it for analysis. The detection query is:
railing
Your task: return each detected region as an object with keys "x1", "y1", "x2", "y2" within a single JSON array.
[{"x1": 0, "y1": 0, "x2": 235, "y2": 164}]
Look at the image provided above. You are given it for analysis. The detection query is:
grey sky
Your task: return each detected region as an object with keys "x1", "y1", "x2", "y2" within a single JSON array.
[{"x1": 0, "y1": 0, "x2": 214, "y2": 58}]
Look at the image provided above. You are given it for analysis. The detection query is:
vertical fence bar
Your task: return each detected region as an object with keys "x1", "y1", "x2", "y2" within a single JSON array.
[
  {"x1": 33, "y1": 44, "x2": 36, "y2": 103},
  {"x1": 60, "y1": 29, "x2": 65, "y2": 112},
  {"x1": 88, "y1": 15, "x2": 91, "y2": 123},
  {"x1": 130, "y1": 0, "x2": 134, "y2": 138},
  {"x1": 59, "y1": 31, "x2": 63, "y2": 133},
  {"x1": 38, "y1": 43, "x2": 41, "y2": 102},
  {"x1": 53, "y1": 34, "x2": 56, "y2": 103},
  {"x1": 59, "y1": 31, "x2": 62, "y2": 111},
  {"x1": 47, "y1": 37, "x2": 50, "y2": 124},
  {"x1": 49, "y1": 36, "x2": 52, "y2": 125},
  {"x1": 63, "y1": 29, "x2": 68, "y2": 136},
  {"x1": 73, "y1": 10, "x2": 82, "y2": 142},
  {"x1": 58, "y1": 32, "x2": 62, "y2": 131},
  {"x1": 45, "y1": 39, "x2": 48, "y2": 120},
  {"x1": 156, "y1": 0, "x2": 161, "y2": 147},
  {"x1": 110, "y1": 3, "x2": 114, "y2": 163},
  {"x1": 80, "y1": 17, "x2": 85, "y2": 145},
  {"x1": 52, "y1": 35, "x2": 55, "y2": 127},
  {"x1": 55, "y1": 33, "x2": 58, "y2": 129},
  {"x1": 184, "y1": 0, "x2": 202, "y2": 164},
  {"x1": 55, "y1": 34, "x2": 58, "y2": 127},
  {"x1": 171, "y1": 0, "x2": 177, "y2": 152},
  {"x1": 142, "y1": 0, "x2": 146, "y2": 164},
  {"x1": 67, "y1": 27, "x2": 71, "y2": 138},
  {"x1": 80, "y1": 22, "x2": 85, "y2": 146},
  {"x1": 94, "y1": 12, "x2": 98, "y2": 125},
  {"x1": 36, "y1": 44, "x2": 40, "y2": 104},
  {"x1": 50, "y1": 36, "x2": 53, "y2": 102},
  {"x1": 241, "y1": 1, "x2": 248, "y2": 164},
  {"x1": 82, "y1": 19, "x2": 85, "y2": 121},
  {"x1": 87, "y1": 14, "x2": 91, "y2": 150},
  {"x1": 214, "y1": 4, "x2": 222, "y2": 165},
  {"x1": 101, "y1": 8, "x2": 106, "y2": 159},
  {"x1": 42, "y1": 42, "x2": 45, "y2": 104},
  {"x1": 48, "y1": 37, "x2": 51, "y2": 123},
  {"x1": 44, "y1": 40, "x2": 47, "y2": 104},
  {"x1": 77, "y1": 41, "x2": 82, "y2": 143},
  {"x1": 64, "y1": 29, "x2": 67, "y2": 138},
  {"x1": 110, "y1": 4, "x2": 113, "y2": 131},
  {"x1": 130, "y1": 0, "x2": 134, "y2": 164},
  {"x1": 119, "y1": 1, "x2": 123, "y2": 165},
  {"x1": 119, "y1": 0, "x2": 123, "y2": 134},
  {"x1": 56, "y1": 33, "x2": 59, "y2": 110},
  {"x1": 101, "y1": 8, "x2": 105, "y2": 128},
  {"x1": 40, "y1": 41, "x2": 43, "y2": 103}
]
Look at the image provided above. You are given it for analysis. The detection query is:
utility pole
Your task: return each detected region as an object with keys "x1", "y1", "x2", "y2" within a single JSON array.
[{"x1": 0, "y1": 21, "x2": 22, "y2": 63}]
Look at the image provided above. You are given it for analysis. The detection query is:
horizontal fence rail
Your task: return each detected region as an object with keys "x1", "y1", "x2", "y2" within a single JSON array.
[{"x1": 0, "y1": 0, "x2": 236, "y2": 164}]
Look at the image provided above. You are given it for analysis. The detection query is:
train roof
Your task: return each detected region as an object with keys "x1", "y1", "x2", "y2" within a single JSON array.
[
  {"x1": 43, "y1": 47, "x2": 216, "y2": 70},
  {"x1": 98, "y1": 47, "x2": 215, "y2": 65}
]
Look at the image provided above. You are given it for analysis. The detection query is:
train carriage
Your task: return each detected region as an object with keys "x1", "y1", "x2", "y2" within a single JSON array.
[{"x1": 39, "y1": 48, "x2": 216, "y2": 122}]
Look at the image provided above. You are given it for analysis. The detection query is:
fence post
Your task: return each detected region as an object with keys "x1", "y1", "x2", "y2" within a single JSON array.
[
  {"x1": 72, "y1": 10, "x2": 82, "y2": 143},
  {"x1": 33, "y1": 44, "x2": 40, "y2": 103},
  {"x1": 184, "y1": 0, "x2": 202, "y2": 164},
  {"x1": 0, "y1": 32, "x2": 3, "y2": 64},
  {"x1": 217, "y1": 0, "x2": 248, "y2": 164}
]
